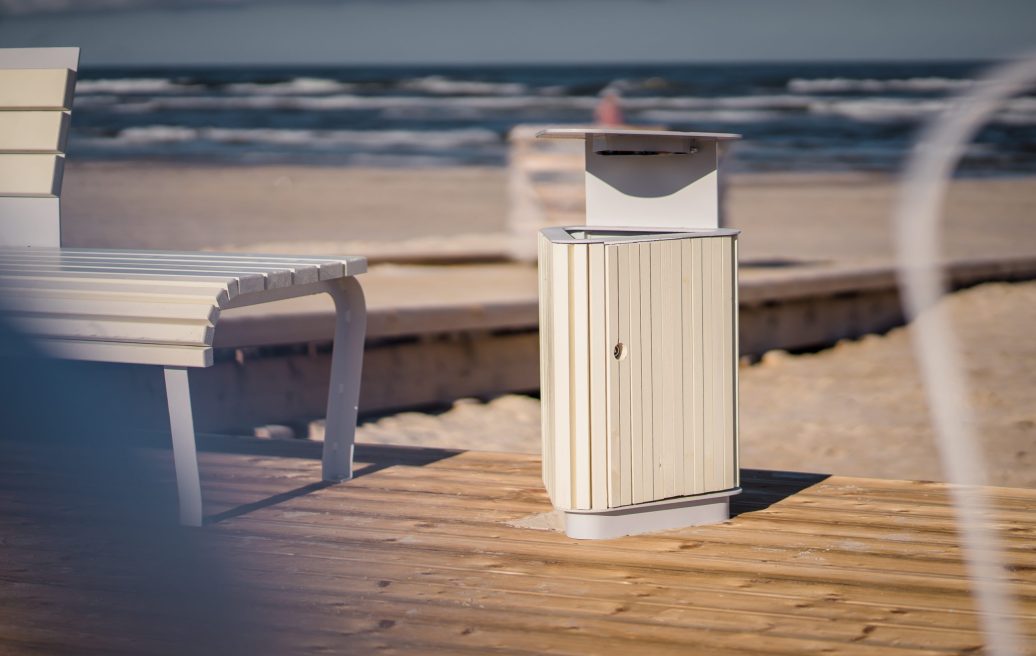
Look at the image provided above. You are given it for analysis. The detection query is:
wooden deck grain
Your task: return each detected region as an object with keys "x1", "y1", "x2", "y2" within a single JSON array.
[{"x1": 2, "y1": 438, "x2": 1035, "y2": 655}]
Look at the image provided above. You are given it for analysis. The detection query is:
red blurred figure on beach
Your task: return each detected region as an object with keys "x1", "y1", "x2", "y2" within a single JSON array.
[{"x1": 595, "y1": 89, "x2": 624, "y2": 126}]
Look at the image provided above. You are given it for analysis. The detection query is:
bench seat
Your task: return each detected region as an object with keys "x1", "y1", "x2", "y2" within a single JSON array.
[{"x1": 0, "y1": 247, "x2": 366, "y2": 367}]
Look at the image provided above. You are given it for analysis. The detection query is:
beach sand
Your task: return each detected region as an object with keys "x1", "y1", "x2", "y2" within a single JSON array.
[
  {"x1": 62, "y1": 162, "x2": 1036, "y2": 265},
  {"x1": 355, "y1": 280, "x2": 1036, "y2": 488},
  {"x1": 60, "y1": 162, "x2": 1036, "y2": 485}
]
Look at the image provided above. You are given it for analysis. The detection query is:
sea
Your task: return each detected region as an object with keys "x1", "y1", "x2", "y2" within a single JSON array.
[{"x1": 69, "y1": 62, "x2": 1036, "y2": 175}]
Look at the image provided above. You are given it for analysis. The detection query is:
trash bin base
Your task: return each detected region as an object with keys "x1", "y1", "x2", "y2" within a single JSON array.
[{"x1": 563, "y1": 488, "x2": 741, "y2": 540}]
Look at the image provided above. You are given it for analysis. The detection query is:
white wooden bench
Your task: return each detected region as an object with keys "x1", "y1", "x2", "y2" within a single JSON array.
[{"x1": 0, "y1": 47, "x2": 367, "y2": 526}]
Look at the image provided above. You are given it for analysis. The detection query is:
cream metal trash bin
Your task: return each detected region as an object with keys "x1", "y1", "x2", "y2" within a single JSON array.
[{"x1": 536, "y1": 128, "x2": 742, "y2": 539}]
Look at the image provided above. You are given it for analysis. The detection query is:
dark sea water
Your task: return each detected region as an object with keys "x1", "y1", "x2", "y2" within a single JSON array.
[{"x1": 70, "y1": 62, "x2": 1036, "y2": 175}]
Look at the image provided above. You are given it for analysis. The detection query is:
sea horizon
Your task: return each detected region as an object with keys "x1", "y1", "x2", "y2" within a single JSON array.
[{"x1": 68, "y1": 61, "x2": 1036, "y2": 175}]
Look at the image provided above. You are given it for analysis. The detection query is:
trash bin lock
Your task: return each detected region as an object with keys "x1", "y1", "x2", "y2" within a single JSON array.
[{"x1": 535, "y1": 128, "x2": 742, "y2": 539}]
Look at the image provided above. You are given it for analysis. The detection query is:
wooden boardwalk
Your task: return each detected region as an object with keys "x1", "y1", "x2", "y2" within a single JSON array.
[{"x1": 2, "y1": 438, "x2": 1035, "y2": 655}]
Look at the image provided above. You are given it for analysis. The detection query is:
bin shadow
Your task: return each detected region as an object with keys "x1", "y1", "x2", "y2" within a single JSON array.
[
  {"x1": 196, "y1": 435, "x2": 463, "y2": 524},
  {"x1": 731, "y1": 468, "x2": 831, "y2": 518}
]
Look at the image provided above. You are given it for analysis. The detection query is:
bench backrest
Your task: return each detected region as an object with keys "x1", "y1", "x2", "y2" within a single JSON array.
[{"x1": 0, "y1": 47, "x2": 80, "y2": 248}]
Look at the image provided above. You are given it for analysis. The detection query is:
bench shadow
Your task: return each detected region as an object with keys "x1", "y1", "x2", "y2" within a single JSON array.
[
  {"x1": 197, "y1": 435, "x2": 464, "y2": 524},
  {"x1": 731, "y1": 468, "x2": 831, "y2": 518}
]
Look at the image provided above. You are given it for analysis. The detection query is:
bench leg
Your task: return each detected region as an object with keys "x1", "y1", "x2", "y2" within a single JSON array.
[
  {"x1": 321, "y1": 277, "x2": 367, "y2": 481},
  {"x1": 164, "y1": 366, "x2": 203, "y2": 526}
]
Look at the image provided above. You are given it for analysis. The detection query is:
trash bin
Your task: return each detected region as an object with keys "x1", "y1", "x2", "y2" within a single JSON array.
[{"x1": 536, "y1": 128, "x2": 741, "y2": 539}]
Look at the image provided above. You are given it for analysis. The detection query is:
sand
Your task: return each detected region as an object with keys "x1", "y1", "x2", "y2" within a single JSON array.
[
  {"x1": 62, "y1": 163, "x2": 1036, "y2": 266},
  {"x1": 355, "y1": 280, "x2": 1036, "y2": 488},
  {"x1": 59, "y1": 162, "x2": 1036, "y2": 486}
]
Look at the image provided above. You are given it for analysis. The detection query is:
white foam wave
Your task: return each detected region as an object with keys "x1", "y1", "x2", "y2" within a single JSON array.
[
  {"x1": 224, "y1": 77, "x2": 355, "y2": 95},
  {"x1": 789, "y1": 77, "x2": 975, "y2": 93},
  {"x1": 808, "y1": 96, "x2": 1036, "y2": 123},
  {"x1": 637, "y1": 109, "x2": 783, "y2": 123},
  {"x1": 76, "y1": 78, "x2": 200, "y2": 94},
  {"x1": 105, "y1": 126, "x2": 501, "y2": 149},
  {"x1": 400, "y1": 75, "x2": 527, "y2": 95},
  {"x1": 109, "y1": 93, "x2": 599, "y2": 113}
]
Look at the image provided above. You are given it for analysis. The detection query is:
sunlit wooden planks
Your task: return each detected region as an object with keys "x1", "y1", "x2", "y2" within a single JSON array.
[
  {"x1": 538, "y1": 230, "x2": 739, "y2": 512},
  {"x1": 7, "y1": 439, "x2": 1036, "y2": 656}
]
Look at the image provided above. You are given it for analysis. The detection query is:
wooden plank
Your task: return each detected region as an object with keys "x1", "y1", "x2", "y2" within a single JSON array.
[
  {"x1": 662, "y1": 239, "x2": 679, "y2": 499},
  {"x1": 589, "y1": 243, "x2": 608, "y2": 509},
  {"x1": 0, "y1": 111, "x2": 69, "y2": 153},
  {"x1": 550, "y1": 240, "x2": 571, "y2": 509},
  {"x1": 732, "y1": 237, "x2": 741, "y2": 487},
  {"x1": 0, "y1": 259, "x2": 295, "y2": 288},
  {"x1": 0, "y1": 276, "x2": 229, "y2": 306},
  {"x1": 649, "y1": 240, "x2": 664, "y2": 499},
  {"x1": 627, "y1": 242, "x2": 646, "y2": 505},
  {"x1": 11, "y1": 314, "x2": 213, "y2": 346},
  {"x1": 28, "y1": 338, "x2": 212, "y2": 367},
  {"x1": 615, "y1": 244, "x2": 632, "y2": 508},
  {"x1": 638, "y1": 242, "x2": 654, "y2": 502},
  {"x1": 721, "y1": 237, "x2": 736, "y2": 489},
  {"x1": 0, "y1": 69, "x2": 75, "y2": 110},
  {"x1": 537, "y1": 234, "x2": 552, "y2": 499},
  {"x1": 0, "y1": 198, "x2": 59, "y2": 247},
  {"x1": 47, "y1": 248, "x2": 364, "y2": 279},
  {"x1": 0, "y1": 249, "x2": 350, "y2": 283},
  {"x1": 0, "y1": 267, "x2": 253, "y2": 296},
  {"x1": 702, "y1": 238, "x2": 717, "y2": 492},
  {"x1": 570, "y1": 244, "x2": 591, "y2": 510},
  {"x1": 0, "y1": 153, "x2": 63, "y2": 196},
  {"x1": 0, "y1": 294, "x2": 219, "y2": 323}
]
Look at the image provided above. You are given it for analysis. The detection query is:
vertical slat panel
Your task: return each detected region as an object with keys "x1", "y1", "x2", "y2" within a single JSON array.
[
  {"x1": 589, "y1": 243, "x2": 609, "y2": 509},
  {"x1": 551, "y1": 241, "x2": 571, "y2": 509},
  {"x1": 660, "y1": 239, "x2": 677, "y2": 499},
  {"x1": 628, "y1": 243, "x2": 646, "y2": 505},
  {"x1": 570, "y1": 244, "x2": 591, "y2": 509},
  {"x1": 732, "y1": 236, "x2": 741, "y2": 488},
  {"x1": 670, "y1": 239, "x2": 685, "y2": 497},
  {"x1": 601, "y1": 245, "x2": 622, "y2": 508},
  {"x1": 616, "y1": 244, "x2": 633, "y2": 507},
  {"x1": 689, "y1": 238, "x2": 705, "y2": 495},
  {"x1": 702, "y1": 238, "x2": 717, "y2": 492},
  {"x1": 679, "y1": 239, "x2": 692, "y2": 496},
  {"x1": 638, "y1": 242, "x2": 654, "y2": 501},
  {"x1": 719, "y1": 237, "x2": 733, "y2": 490},
  {"x1": 537, "y1": 234, "x2": 551, "y2": 499},
  {"x1": 649, "y1": 240, "x2": 664, "y2": 499}
]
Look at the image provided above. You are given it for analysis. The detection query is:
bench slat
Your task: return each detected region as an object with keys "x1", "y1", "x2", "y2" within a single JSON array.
[
  {"x1": 33, "y1": 338, "x2": 213, "y2": 368},
  {"x1": 0, "y1": 295, "x2": 219, "y2": 323},
  {"x1": 0, "y1": 111, "x2": 69, "y2": 153},
  {"x1": 0, "y1": 277, "x2": 230, "y2": 306},
  {"x1": 0, "y1": 267, "x2": 255, "y2": 295},
  {"x1": 0, "y1": 259, "x2": 295, "y2": 288},
  {"x1": 44, "y1": 248, "x2": 366, "y2": 278},
  {"x1": 0, "y1": 154, "x2": 63, "y2": 196},
  {"x1": 0, "y1": 252, "x2": 320, "y2": 286},
  {"x1": 0, "y1": 69, "x2": 75, "y2": 110},
  {"x1": 12, "y1": 315, "x2": 214, "y2": 346}
]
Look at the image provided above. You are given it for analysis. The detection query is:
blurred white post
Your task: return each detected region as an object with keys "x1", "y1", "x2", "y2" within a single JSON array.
[{"x1": 893, "y1": 51, "x2": 1036, "y2": 656}]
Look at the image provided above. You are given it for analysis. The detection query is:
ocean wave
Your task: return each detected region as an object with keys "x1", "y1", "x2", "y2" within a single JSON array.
[
  {"x1": 101, "y1": 126, "x2": 501, "y2": 149},
  {"x1": 788, "y1": 77, "x2": 975, "y2": 93},
  {"x1": 807, "y1": 96, "x2": 1036, "y2": 123},
  {"x1": 224, "y1": 77, "x2": 356, "y2": 95},
  {"x1": 76, "y1": 78, "x2": 201, "y2": 94},
  {"x1": 106, "y1": 93, "x2": 600, "y2": 113},
  {"x1": 400, "y1": 75, "x2": 527, "y2": 95},
  {"x1": 636, "y1": 109, "x2": 785, "y2": 124}
]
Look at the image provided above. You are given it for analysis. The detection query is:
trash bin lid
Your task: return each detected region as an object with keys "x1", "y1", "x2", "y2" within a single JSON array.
[{"x1": 536, "y1": 127, "x2": 741, "y2": 142}]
